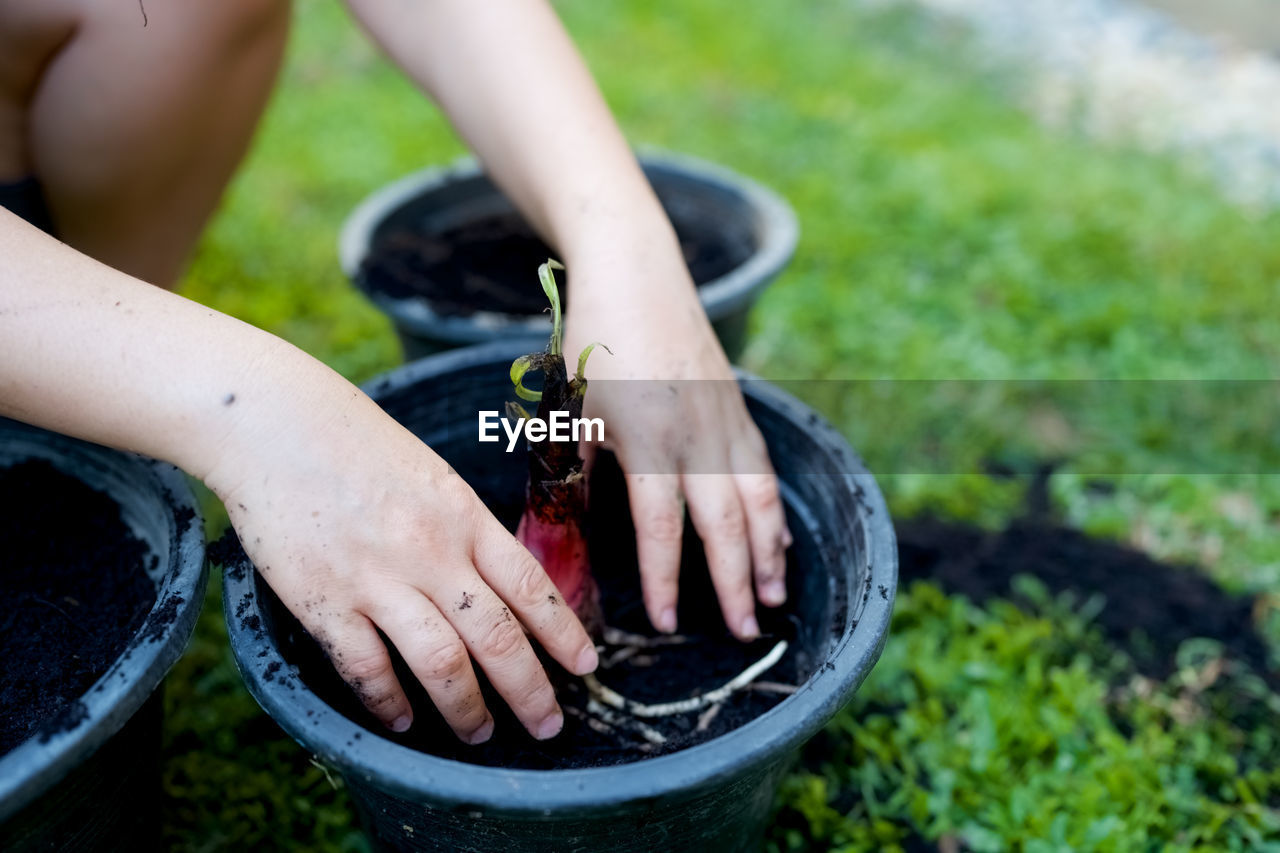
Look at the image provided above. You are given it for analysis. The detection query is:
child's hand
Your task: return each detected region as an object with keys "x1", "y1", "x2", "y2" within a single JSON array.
[
  {"x1": 205, "y1": 367, "x2": 599, "y2": 743},
  {"x1": 564, "y1": 247, "x2": 792, "y2": 642}
]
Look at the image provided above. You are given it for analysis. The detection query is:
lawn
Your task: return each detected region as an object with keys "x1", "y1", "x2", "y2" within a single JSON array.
[{"x1": 165, "y1": 0, "x2": 1280, "y2": 849}]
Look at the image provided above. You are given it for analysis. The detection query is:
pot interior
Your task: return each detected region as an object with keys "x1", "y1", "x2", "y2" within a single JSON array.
[
  {"x1": 0, "y1": 418, "x2": 205, "y2": 827},
  {"x1": 356, "y1": 163, "x2": 760, "y2": 315},
  {"x1": 251, "y1": 363, "x2": 860, "y2": 770},
  {"x1": 0, "y1": 432, "x2": 175, "y2": 590}
]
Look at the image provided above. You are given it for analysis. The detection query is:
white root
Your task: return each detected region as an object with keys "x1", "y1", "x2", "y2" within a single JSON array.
[
  {"x1": 696, "y1": 702, "x2": 723, "y2": 732},
  {"x1": 745, "y1": 681, "x2": 799, "y2": 696},
  {"x1": 564, "y1": 705, "x2": 616, "y2": 738},
  {"x1": 585, "y1": 639, "x2": 788, "y2": 719},
  {"x1": 586, "y1": 699, "x2": 667, "y2": 745},
  {"x1": 601, "y1": 627, "x2": 690, "y2": 648},
  {"x1": 600, "y1": 629, "x2": 682, "y2": 668},
  {"x1": 601, "y1": 645, "x2": 639, "y2": 669},
  {"x1": 583, "y1": 715, "x2": 618, "y2": 738}
]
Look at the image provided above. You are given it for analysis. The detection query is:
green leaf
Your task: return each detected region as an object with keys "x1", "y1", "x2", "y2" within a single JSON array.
[
  {"x1": 575, "y1": 341, "x2": 613, "y2": 386},
  {"x1": 538, "y1": 259, "x2": 565, "y2": 356},
  {"x1": 510, "y1": 355, "x2": 542, "y2": 402}
]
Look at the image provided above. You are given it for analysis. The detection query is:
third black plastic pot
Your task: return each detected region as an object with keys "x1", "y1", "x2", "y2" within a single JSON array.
[
  {"x1": 222, "y1": 341, "x2": 895, "y2": 852},
  {"x1": 0, "y1": 418, "x2": 207, "y2": 852},
  {"x1": 340, "y1": 150, "x2": 799, "y2": 362}
]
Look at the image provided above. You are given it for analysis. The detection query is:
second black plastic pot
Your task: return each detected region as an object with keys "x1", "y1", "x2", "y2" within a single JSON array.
[
  {"x1": 340, "y1": 150, "x2": 799, "y2": 362},
  {"x1": 223, "y1": 341, "x2": 895, "y2": 852},
  {"x1": 0, "y1": 418, "x2": 207, "y2": 852}
]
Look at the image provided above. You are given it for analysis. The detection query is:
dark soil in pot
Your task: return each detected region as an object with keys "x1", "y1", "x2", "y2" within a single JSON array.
[
  {"x1": 359, "y1": 210, "x2": 749, "y2": 317},
  {"x1": 0, "y1": 459, "x2": 157, "y2": 755},
  {"x1": 223, "y1": 342, "x2": 894, "y2": 852},
  {"x1": 0, "y1": 418, "x2": 206, "y2": 853},
  {"x1": 342, "y1": 154, "x2": 800, "y2": 364},
  {"x1": 238, "y1": 452, "x2": 820, "y2": 770}
]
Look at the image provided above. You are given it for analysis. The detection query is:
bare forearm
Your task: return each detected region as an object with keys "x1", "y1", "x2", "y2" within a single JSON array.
[
  {"x1": 0, "y1": 211, "x2": 339, "y2": 483},
  {"x1": 345, "y1": 0, "x2": 679, "y2": 275},
  {"x1": 1, "y1": 215, "x2": 600, "y2": 741}
]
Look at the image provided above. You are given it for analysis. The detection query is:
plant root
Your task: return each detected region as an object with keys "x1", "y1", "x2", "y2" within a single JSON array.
[
  {"x1": 695, "y1": 702, "x2": 723, "y2": 732},
  {"x1": 584, "y1": 639, "x2": 788, "y2": 719},
  {"x1": 598, "y1": 626, "x2": 692, "y2": 669},
  {"x1": 565, "y1": 704, "x2": 618, "y2": 739},
  {"x1": 577, "y1": 622, "x2": 791, "y2": 750},
  {"x1": 586, "y1": 699, "x2": 667, "y2": 746},
  {"x1": 745, "y1": 681, "x2": 799, "y2": 696},
  {"x1": 600, "y1": 626, "x2": 690, "y2": 648},
  {"x1": 598, "y1": 627, "x2": 692, "y2": 669}
]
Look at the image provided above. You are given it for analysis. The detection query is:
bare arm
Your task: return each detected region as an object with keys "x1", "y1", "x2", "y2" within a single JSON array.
[
  {"x1": 0, "y1": 208, "x2": 284, "y2": 476},
  {"x1": 344, "y1": 0, "x2": 668, "y2": 263},
  {"x1": 346, "y1": 0, "x2": 792, "y2": 638},
  {"x1": 0, "y1": 210, "x2": 598, "y2": 742}
]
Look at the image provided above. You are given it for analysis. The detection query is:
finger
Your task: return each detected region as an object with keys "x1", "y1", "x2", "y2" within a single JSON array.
[
  {"x1": 321, "y1": 613, "x2": 414, "y2": 732},
  {"x1": 471, "y1": 521, "x2": 598, "y2": 676},
  {"x1": 579, "y1": 439, "x2": 600, "y2": 482},
  {"x1": 578, "y1": 409, "x2": 606, "y2": 468},
  {"x1": 682, "y1": 472, "x2": 759, "y2": 641},
  {"x1": 723, "y1": 415, "x2": 792, "y2": 605},
  {"x1": 434, "y1": 581, "x2": 564, "y2": 740},
  {"x1": 627, "y1": 472, "x2": 684, "y2": 633},
  {"x1": 733, "y1": 464, "x2": 790, "y2": 607},
  {"x1": 377, "y1": 596, "x2": 494, "y2": 745}
]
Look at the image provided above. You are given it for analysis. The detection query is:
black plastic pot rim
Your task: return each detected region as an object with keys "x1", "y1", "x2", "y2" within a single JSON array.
[
  {"x1": 0, "y1": 427, "x2": 206, "y2": 823},
  {"x1": 224, "y1": 341, "x2": 895, "y2": 818},
  {"x1": 337, "y1": 147, "x2": 800, "y2": 346}
]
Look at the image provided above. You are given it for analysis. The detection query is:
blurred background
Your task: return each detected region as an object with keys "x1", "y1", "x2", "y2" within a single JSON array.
[{"x1": 168, "y1": 0, "x2": 1280, "y2": 849}]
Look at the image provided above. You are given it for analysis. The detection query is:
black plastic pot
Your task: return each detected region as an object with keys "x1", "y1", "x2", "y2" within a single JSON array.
[
  {"x1": 223, "y1": 341, "x2": 895, "y2": 852},
  {"x1": 0, "y1": 418, "x2": 207, "y2": 852},
  {"x1": 340, "y1": 150, "x2": 799, "y2": 362}
]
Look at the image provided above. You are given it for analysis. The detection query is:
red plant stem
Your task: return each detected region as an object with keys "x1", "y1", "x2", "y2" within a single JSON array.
[
  {"x1": 516, "y1": 479, "x2": 599, "y2": 632},
  {"x1": 515, "y1": 352, "x2": 603, "y2": 635}
]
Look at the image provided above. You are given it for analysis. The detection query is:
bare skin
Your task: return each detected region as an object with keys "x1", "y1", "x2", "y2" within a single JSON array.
[
  {"x1": 0, "y1": 0, "x2": 789, "y2": 741},
  {"x1": 0, "y1": 0, "x2": 290, "y2": 286}
]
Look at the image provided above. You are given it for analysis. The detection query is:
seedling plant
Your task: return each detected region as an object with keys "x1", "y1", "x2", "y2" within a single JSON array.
[{"x1": 508, "y1": 260, "x2": 791, "y2": 748}]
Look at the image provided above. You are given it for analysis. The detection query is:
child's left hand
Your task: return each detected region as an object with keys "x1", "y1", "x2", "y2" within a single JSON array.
[{"x1": 563, "y1": 241, "x2": 791, "y2": 642}]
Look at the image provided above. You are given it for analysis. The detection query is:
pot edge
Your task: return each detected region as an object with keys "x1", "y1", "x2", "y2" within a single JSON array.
[
  {"x1": 337, "y1": 148, "x2": 799, "y2": 345},
  {"x1": 222, "y1": 341, "x2": 896, "y2": 817},
  {"x1": 0, "y1": 421, "x2": 208, "y2": 823}
]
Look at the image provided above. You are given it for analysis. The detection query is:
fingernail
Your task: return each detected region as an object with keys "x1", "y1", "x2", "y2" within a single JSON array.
[
  {"x1": 536, "y1": 712, "x2": 564, "y2": 740},
  {"x1": 657, "y1": 607, "x2": 677, "y2": 633},
  {"x1": 390, "y1": 715, "x2": 412, "y2": 733},
  {"x1": 740, "y1": 615, "x2": 760, "y2": 639},
  {"x1": 575, "y1": 645, "x2": 599, "y2": 675},
  {"x1": 467, "y1": 718, "x2": 494, "y2": 745},
  {"x1": 763, "y1": 580, "x2": 787, "y2": 606}
]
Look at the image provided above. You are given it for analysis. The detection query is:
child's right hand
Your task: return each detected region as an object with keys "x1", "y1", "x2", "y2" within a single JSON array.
[{"x1": 204, "y1": 359, "x2": 599, "y2": 743}]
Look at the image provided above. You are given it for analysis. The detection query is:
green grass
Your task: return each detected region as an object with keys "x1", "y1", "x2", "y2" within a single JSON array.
[
  {"x1": 772, "y1": 579, "x2": 1280, "y2": 852},
  {"x1": 164, "y1": 0, "x2": 1280, "y2": 848}
]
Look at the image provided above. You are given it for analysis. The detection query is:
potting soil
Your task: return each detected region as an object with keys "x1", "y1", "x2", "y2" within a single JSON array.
[
  {"x1": 360, "y1": 210, "x2": 747, "y2": 315},
  {"x1": 0, "y1": 460, "x2": 156, "y2": 755}
]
